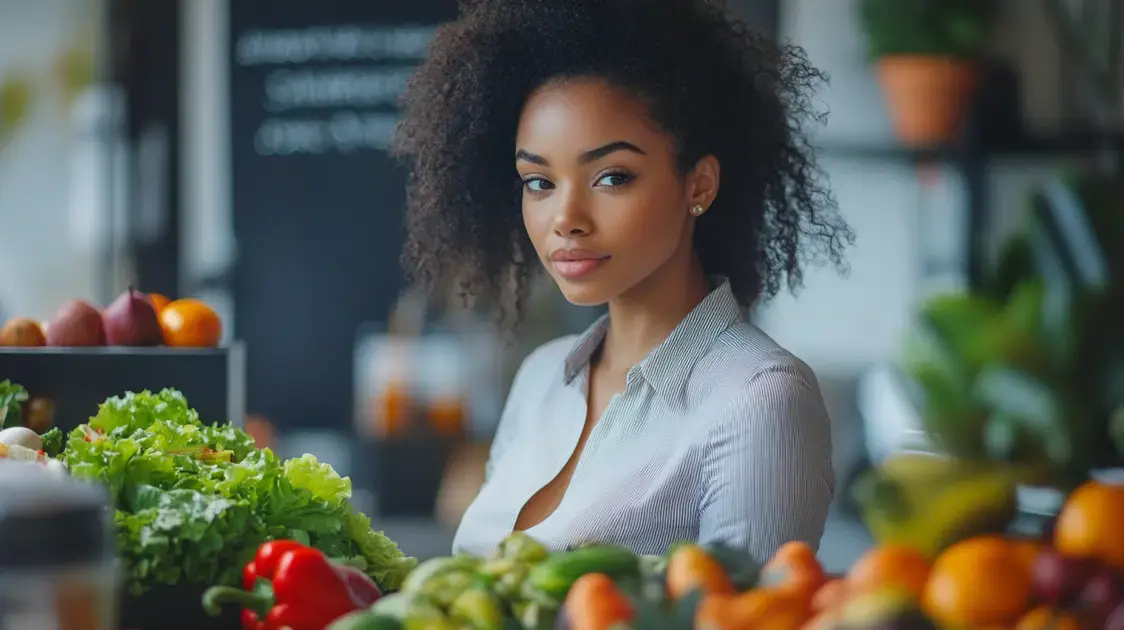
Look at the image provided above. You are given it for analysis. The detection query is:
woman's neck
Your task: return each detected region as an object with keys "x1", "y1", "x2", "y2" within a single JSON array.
[{"x1": 597, "y1": 254, "x2": 712, "y2": 376}]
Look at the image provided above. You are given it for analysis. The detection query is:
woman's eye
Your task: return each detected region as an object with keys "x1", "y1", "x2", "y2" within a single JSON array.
[
  {"x1": 523, "y1": 178, "x2": 554, "y2": 192},
  {"x1": 595, "y1": 172, "x2": 634, "y2": 188}
]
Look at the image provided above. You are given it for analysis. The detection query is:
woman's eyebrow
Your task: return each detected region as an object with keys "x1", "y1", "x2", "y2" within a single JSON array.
[{"x1": 515, "y1": 141, "x2": 646, "y2": 166}]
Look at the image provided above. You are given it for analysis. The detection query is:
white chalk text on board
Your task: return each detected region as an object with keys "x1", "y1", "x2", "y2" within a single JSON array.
[{"x1": 236, "y1": 25, "x2": 436, "y2": 157}]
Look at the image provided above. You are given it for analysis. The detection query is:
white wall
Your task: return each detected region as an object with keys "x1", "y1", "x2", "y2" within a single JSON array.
[
  {"x1": 0, "y1": 0, "x2": 111, "y2": 322},
  {"x1": 755, "y1": 0, "x2": 1083, "y2": 376}
]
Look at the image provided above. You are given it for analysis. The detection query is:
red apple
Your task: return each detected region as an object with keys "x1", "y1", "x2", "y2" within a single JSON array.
[
  {"x1": 1033, "y1": 548, "x2": 1098, "y2": 605},
  {"x1": 1078, "y1": 565, "x2": 1124, "y2": 626},
  {"x1": 1105, "y1": 599, "x2": 1124, "y2": 630}
]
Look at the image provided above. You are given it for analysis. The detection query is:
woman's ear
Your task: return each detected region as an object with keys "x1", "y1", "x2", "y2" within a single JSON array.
[{"x1": 687, "y1": 155, "x2": 720, "y2": 210}]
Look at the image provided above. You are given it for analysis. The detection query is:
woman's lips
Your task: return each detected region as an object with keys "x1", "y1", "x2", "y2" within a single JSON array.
[
  {"x1": 553, "y1": 257, "x2": 609, "y2": 279},
  {"x1": 550, "y1": 249, "x2": 611, "y2": 280}
]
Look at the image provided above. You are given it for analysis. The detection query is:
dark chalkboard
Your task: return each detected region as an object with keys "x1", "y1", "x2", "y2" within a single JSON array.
[{"x1": 229, "y1": 1, "x2": 459, "y2": 430}]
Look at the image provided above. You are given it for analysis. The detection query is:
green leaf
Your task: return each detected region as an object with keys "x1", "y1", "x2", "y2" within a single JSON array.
[
  {"x1": 982, "y1": 412, "x2": 1019, "y2": 462},
  {"x1": 0, "y1": 380, "x2": 29, "y2": 429},
  {"x1": 1110, "y1": 406, "x2": 1124, "y2": 461},
  {"x1": 973, "y1": 366, "x2": 1071, "y2": 466},
  {"x1": 39, "y1": 427, "x2": 64, "y2": 457},
  {"x1": 858, "y1": 0, "x2": 1000, "y2": 58},
  {"x1": 283, "y1": 454, "x2": 352, "y2": 507}
]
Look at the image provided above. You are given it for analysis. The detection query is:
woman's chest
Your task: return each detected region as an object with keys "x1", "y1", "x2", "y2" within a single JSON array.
[{"x1": 478, "y1": 386, "x2": 711, "y2": 553}]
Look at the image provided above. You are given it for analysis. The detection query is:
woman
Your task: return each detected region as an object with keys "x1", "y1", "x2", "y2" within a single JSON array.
[{"x1": 391, "y1": 0, "x2": 853, "y2": 562}]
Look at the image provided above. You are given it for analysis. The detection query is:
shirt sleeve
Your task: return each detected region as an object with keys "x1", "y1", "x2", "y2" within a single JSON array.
[{"x1": 697, "y1": 364, "x2": 835, "y2": 562}]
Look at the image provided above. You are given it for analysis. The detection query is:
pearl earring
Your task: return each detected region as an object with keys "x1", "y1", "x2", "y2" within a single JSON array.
[{"x1": 690, "y1": 205, "x2": 706, "y2": 216}]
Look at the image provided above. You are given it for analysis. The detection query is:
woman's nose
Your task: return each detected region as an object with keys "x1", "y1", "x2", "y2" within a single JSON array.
[{"x1": 552, "y1": 192, "x2": 592, "y2": 237}]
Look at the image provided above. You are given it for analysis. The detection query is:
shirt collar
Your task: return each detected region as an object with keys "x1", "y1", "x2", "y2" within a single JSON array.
[{"x1": 563, "y1": 276, "x2": 743, "y2": 399}]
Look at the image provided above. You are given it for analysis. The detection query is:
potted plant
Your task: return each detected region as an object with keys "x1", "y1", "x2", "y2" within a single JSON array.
[
  {"x1": 897, "y1": 192, "x2": 1124, "y2": 532},
  {"x1": 858, "y1": 0, "x2": 1001, "y2": 147}
]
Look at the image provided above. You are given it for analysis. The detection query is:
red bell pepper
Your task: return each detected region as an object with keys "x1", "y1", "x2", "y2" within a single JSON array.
[{"x1": 202, "y1": 540, "x2": 383, "y2": 630}]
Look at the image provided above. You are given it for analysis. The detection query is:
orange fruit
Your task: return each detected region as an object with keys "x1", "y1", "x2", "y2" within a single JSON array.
[
  {"x1": 922, "y1": 535, "x2": 1032, "y2": 627},
  {"x1": 159, "y1": 299, "x2": 222, "y2": 348},
  {"x1": 147, "y1": 293, "x2": 171, "y2": 313},
  {"x1": 0, "y1": 317, "x2": 46, "y2": 346},
  {"x1": 761, "y1": 541, "x2": 826, "y2": 599},
  {"x1": 1054, "y1": 480, "x2": 1124, "y2": 570},
  {"x1": 1008, "y1": 538, "x2": 1046, "y2": 572},
  {"x1": 847, "y1": 543, "x2": 932, "y2": 600},
  {"x1": 810, "y1": 578, "x2": 849, "y2": 613},
  {"x1": 696, "y1": 588, "x2": 807, "y2": 630},
  {"x1": 1015, "y1": 605, "x2": 1082, "y2": 630},
  {"x1": 564, "y1": 573, "x2": 634, "y2": 630},
  {"x1": 802, "y1": 608, "x2": 842, "y2": 630},
  {"x1": 666, "y1": 545, "x2": 735, "y2": 600}
]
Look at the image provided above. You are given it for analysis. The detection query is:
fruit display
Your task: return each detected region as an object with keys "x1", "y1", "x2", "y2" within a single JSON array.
[
  {"x1": 276, "y1": 494, "x2": 1124, "y2": 630},
  {"x1": 253, "y1": 446, "x2": 1121, "y2": 630},
  {"x1": 283, "y1": 536, "x2": 815, "y2": 630},
  {"x1": 0, "y1": 287, "x2": 223, "y2": 348},
  {"x1": 840, "y1": 455, "x2": 1124, "y2": 630}
]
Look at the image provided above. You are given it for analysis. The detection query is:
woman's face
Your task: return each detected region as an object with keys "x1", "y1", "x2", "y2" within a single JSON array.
[{"x1": 515, "y1": 77, "x2": 718, "y2": 306}]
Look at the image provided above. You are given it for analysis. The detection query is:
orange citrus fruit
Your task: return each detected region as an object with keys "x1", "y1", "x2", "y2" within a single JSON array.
[
  {"x1": 159, "y1": 299, "x2": 222, "y2": 348},
  {"x1": 147, "y1": 293, "x2": 171, "y2": 313},
  {"x1": 922, "y1": 535, "x2": 1032, "y2": 627},
  {"x1": 811, "y1": 578, "x2": 849, "y2": 613},
  {"x1": 696, "y1": 588, "x2": 807, "y2": 630},
  {"x1": 1008, "y1": 538, "x2": 1046, "y2": 572},
  {"x1": 0, "y1": 317, "x2": 46, "y2": 346},
  {"x1": 847, "y1": 543, "x2": 932, "y2": 600},
  {"x1": 666, "y1": 544, "x2": 735, "y2": 600},
  {"x1": 1054, "y1": 480, "x2": 1124, "y2": 570},
  {"x1": 761, "y1": 541, "x2": 826, "y2": 599}
]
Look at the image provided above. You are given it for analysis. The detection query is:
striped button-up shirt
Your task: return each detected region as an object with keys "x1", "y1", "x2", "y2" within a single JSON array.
[{"x1": 452, "y1": 278, "x2": 835, "y2": 562}]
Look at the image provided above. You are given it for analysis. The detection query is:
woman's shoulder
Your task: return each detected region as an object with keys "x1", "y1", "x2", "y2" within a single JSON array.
[
  {"x1": 711, "y1": 320, "x2": 819, "y2": 388},
  {"x1": 516, "y1": 335, "x2": 578, "y2": 376},
  {"x1": 686, "y1": 320, "x2": 827, "y2": 422},
  {"x1": 506, "y1": 334, "x2": 580, "y2": 396}
]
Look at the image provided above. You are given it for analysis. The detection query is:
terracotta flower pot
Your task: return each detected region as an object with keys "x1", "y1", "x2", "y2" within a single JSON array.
[{"x1": 875, "y1": 56, "x2": 980, "y2": 147}]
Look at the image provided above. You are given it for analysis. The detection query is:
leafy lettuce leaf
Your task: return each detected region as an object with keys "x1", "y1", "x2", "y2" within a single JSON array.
[
  {"x1": 63, "y1": 388, "x2": 415, "y2": 594},
  {"x1": 39, "y1": 427, "x2": 64, "y2": 457}
]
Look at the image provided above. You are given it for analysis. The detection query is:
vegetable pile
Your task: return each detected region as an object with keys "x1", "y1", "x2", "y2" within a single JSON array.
[
  {"x1": 58, "y1": 388, "x2": 416, "y2": 595},
  {"x1": 318, "y1": 532, "x2": 765, "y2": 630}
]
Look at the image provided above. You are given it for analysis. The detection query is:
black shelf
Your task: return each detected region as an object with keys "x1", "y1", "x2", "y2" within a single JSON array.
[
  {"x1": 816, "y1": 131, "x2": 1123, "y2": 290},
  {"x1": 818, "y1": 130, "x2": 1123, "y2": 162},
  {"x1": 0, "y1": 344, "x2": 246, "y2": 432}
]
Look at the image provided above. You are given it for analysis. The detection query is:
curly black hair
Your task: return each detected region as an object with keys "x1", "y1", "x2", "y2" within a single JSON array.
[{"x1": 391, "y1": 0, "x2": 853, "y2": 322}]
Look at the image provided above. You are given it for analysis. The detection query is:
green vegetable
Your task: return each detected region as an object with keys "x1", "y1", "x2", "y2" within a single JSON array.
[
  {"x1": 495, "y1": 531, "x2": 549, "y2": 563},
  {"x1": 449, "y1": 588, "x2": 504, "y2": 630},
  {"x1": 0, "y1": 380, "x2": 28, "y2": 429},
  {"x1": 370, "y1": 593, "x2": 440, "y2": 620},
  {"x1": 39, "y1": 428, "x2": 63, "y2": 458},
  {"x1": 511, "y1": 601, "x2": 554, "y2": 630},
  {"x1": 61, "y1": 388, "x2": 416, "y2": 595},
  {"x1": 527, "y1": 545, "x2": 640, "y2": 599},
  {"x1": 401, "y1": 555, "x2": 482, "y2": 592},
  {"x1": 419, "y1": 571, "x2": 475, "y2": 608},
  {"x1": 327, "y1": 611, "x2": 403, "y2": 630}
]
